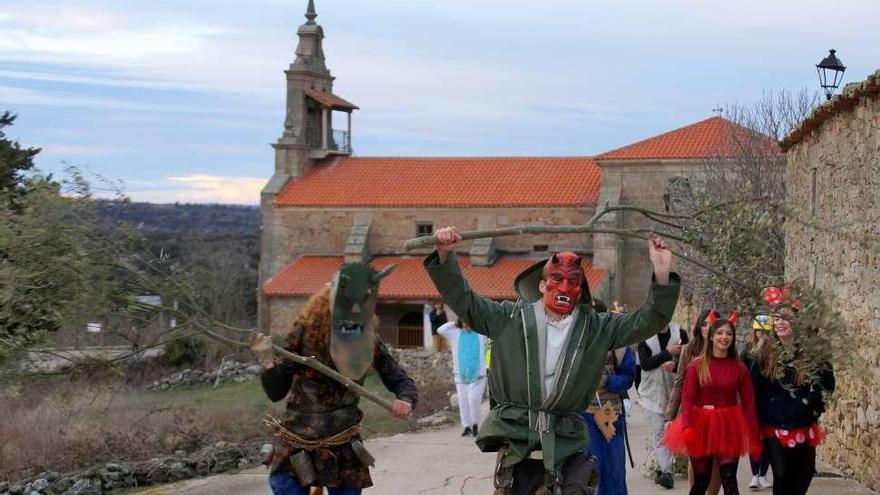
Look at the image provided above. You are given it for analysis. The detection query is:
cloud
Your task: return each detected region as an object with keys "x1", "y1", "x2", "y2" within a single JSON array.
[
  {"x1": 0, "y1": 85, "x2": 274, "y2": 117},
  {"x1": 41, "y1": 144, "x2": 127, "y2": 156},
  {"x1": 125, "y1": 174, "x2": 264, "y2": 205},
  {"x1": 0, "y1": 3, "x2": 269, "y2": 97},
  {"x1": 186, "y1": 144, "x2": 269, "y2": 154},
  {"x1": 0, "y1": 68, "x2": 213, "y2": 92},
  {"x1": 0, "y1": 4, "x2": 228, "y2": 60}
]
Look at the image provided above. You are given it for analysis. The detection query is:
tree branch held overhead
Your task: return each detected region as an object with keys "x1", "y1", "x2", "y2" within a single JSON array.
[{"x1": 404, "y1": 202, "x2": 750, "y2": 288}]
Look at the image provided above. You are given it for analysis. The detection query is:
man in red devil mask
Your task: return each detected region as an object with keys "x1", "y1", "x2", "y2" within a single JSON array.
[
  {"x1": 425, "y1": 227, "x2": 679, "y2": 495},
  {"x1": 540, "y1": 252, "x2": 586, "y2": 316}
]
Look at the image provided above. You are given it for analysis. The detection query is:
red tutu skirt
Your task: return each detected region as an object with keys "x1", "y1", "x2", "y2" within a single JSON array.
[{"x1": 662, "y1": 406, "x2": 760, "y2": 459}]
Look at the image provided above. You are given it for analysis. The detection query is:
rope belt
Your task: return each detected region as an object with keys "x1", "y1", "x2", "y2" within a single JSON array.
[{"x1": 263, "y1": 415, "x2": 360, "y2": 450}]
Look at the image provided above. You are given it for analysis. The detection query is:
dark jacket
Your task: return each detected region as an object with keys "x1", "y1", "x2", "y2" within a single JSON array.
[
  {"x1": 748, "y1": 352, "x2": 834, "y2": 430},
  {"x1": 260, "y1": 325, "x2": 417, "y2": 488}
]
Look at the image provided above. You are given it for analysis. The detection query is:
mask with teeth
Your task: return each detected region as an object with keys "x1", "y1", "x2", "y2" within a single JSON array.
[
  {"x1": 329, "y1": 262, "x2": 396, "y2": 379},
  {"x1": 539, "y1": 252, "x2": 584, "y2": 316}
]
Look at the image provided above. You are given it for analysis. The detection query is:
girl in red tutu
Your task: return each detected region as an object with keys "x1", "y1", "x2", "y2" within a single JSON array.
[{"x1": 663, "y1": 313, "x2": 761, "y2": 495}]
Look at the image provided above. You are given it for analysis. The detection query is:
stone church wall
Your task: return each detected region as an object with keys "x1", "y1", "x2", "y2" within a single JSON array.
[
  {"x1": 263, "y1": 205, "x2": 597, "y2": 280},
  {"x1": 784, "y1": 72, "x2": 880, "y2": 490},
  {"x1": 595, "y1": 160, "x2": 705, "y2": 308}
]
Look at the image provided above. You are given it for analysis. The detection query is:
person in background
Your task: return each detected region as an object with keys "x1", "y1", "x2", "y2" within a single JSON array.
[
  {"x1": 580, "y1": 332, "x2": 636, "y2": 495},
  {"x1": 637, "y1": 320, "x2": 688, "y2": 489},
  {"x1": 742, "y1": 314, "x2": 774, "y2": 491},
  {"x1": 429, "y1": 301, "x2": 449, "y2": 352},
  {"x1": 438, "y1": 318, "x2": 489, "y2": 437}
]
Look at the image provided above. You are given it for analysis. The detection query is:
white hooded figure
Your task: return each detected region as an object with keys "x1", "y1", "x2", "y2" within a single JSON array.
[{"x1": 438, "y1": 318, "x2": 489, "y2": 437}]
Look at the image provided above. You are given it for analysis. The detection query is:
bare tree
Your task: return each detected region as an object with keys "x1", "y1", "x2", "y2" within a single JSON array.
[{"x1": 667, "y1": 88, "x2": 821, "y2": 306}]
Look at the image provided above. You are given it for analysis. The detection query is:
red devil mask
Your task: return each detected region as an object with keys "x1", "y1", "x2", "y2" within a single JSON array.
[{"x1": 540, "y1": 252, "x2": 584, "y2": 315}]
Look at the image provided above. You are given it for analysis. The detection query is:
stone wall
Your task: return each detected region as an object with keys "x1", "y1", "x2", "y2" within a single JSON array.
[{"x1": 784, "y1": 71, "x2": 880, "y2": 490}]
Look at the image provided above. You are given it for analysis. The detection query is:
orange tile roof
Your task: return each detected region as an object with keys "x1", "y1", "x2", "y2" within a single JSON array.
[
  {"x1": 303, "y1": 88, "x2": 359, "y2": 110},
  {"x1": 263, "y1": 255, "x2": 607, "y2": 301},
  {"x1": 596, "y1": 117, "x2": 779, "y2": 161},
  {"x1": 274, "y1": 156, "x2": 601, "y2": 207}
]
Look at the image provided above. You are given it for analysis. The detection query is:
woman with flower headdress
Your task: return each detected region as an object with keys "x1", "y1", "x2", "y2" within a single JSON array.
[
  {"x1": 662, "y1": 310, "x2": 761, "y2": 495},
  {"x1": 748, "y1": 287, "x2": 835, "y2": 495}
]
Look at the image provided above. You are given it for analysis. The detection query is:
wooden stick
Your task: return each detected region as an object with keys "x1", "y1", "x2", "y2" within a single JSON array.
[
  {"x1": 403, "y1": 220, "x2": 747, "y2": 288},
  {"x1": 131, "y1": 302, "x2": 395, "y2": 412}
]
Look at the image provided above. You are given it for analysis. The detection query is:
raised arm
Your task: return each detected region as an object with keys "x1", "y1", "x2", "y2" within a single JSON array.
[
  {"x1": 605, "y1": 234, "x2": 680, "y2": 349},
  {"x1": 424, "y1": 226, "x2": 513, "y2": 338},
  {"x1": 605, "y1": 275, "x2": 681, "y2": 349}
]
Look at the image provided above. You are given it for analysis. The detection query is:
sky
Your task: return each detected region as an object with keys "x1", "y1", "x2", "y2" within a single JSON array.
[{"x1": 1, "y1": 0, "x2": 878, "y2": 205}]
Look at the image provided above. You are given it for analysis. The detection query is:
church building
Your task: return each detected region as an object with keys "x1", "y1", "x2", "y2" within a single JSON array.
[{"x1": 259, "y1": 1, "x2": 749, "y2": 346}]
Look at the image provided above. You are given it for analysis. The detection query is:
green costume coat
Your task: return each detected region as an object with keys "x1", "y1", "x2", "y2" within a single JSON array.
[{"x1": 425, "y1": 252, "x2": 681, "y2": 479}]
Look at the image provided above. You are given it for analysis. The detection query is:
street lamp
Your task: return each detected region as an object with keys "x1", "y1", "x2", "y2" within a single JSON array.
[{"x1": 816, "y1": 49, "x2": 846, "y2": 100}]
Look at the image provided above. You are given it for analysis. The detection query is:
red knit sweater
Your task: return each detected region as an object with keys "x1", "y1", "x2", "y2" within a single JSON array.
[{"x1": 681, "y1": 356, "x2": 759, "y2": 436}]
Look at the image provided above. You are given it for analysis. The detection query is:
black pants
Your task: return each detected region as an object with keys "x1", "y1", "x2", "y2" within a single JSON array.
[
  {"x1": 502, "y1": 453, "x2": 599, "y2": 495},
  {"x1": 749, "y1": 449, "x2": 770, "y2": 477},
  {"x1": 764, "y1": 438, "x2": 816, "y2": 495}
]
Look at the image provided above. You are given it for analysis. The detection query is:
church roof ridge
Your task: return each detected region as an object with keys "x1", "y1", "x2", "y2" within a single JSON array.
[
  {"x1": 274, "y1": 155, "x2": 601, "y2": 208},
  {"x1": 332, "y1": 155, "x2": 596, "y2": 160},
  {"x1": 596, "y1": 116, "x2": 776, "y2": 161}
]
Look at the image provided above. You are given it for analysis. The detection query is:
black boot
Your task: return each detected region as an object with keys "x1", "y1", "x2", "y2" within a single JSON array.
[
  {"x1": 657, "y1": 471, "x2": 674, "y2": 489},
  {"x1": 461, "y1": 426, "x2": 472, "y2": 437},
  {"x1": 471, "y1": 424, "x2": 479, "y2": 437}
]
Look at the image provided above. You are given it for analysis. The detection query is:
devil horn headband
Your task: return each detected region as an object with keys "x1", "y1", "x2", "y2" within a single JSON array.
[{"x1": 707, "y1": 307, "x2": 738, "y2": 325}]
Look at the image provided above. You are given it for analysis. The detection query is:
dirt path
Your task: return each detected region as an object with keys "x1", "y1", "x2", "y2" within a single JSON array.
[{"x1": 134, "y1": 402, "x2": 876, "y2": 495}]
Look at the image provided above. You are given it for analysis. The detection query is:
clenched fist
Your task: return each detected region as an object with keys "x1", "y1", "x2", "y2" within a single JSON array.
[
  {"x1": 434, "y1": 226, "x2": 463, "y2": 262},
  {"x1": 251, "y1": 333, "x2": 275, "y2": 370}
]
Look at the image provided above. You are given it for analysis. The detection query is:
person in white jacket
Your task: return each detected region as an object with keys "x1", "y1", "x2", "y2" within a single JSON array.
[{"x1": 438, "y1": 318, "x2": 489, "y2": 437}]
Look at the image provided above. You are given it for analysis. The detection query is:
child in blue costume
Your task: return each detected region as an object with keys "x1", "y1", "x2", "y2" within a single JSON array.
[{"x1": 581, "y1": 346, "x2": 636, "y2": 495}]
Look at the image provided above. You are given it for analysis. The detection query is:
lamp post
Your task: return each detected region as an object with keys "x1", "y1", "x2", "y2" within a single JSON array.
[{"x1": 816, "y1": 49, "x2": 846, "y2": 101}]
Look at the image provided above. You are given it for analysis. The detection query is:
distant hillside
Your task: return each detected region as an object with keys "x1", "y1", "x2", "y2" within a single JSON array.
[{"x1": 96, "y1": 201, "x2": 260, "y2": 240}]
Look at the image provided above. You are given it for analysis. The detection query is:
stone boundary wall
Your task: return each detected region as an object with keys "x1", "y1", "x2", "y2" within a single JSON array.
[{"x1": 785, "y1": 71, "x2": 880, "y2": 490}]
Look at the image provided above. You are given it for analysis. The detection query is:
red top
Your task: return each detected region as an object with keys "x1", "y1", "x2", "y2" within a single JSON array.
[{"x1": 681, "y1": 356, "x2": 759, "y2": 435}]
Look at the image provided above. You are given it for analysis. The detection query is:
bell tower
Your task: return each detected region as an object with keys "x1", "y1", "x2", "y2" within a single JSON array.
[
  {"x1": 265, "y1": 0, "x2": 358, "y2": 195},
  {"x1": 260, "y1": 0, "x2": 358, "y2": 330}
]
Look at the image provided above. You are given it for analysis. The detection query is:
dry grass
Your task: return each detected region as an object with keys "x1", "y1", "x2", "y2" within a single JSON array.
[
  {"x1": 0, "y1": 368, "x2": 432, "y2": 483},
  {"x1": 0, "y1": 374, "x2": 275, "y2": 481}
]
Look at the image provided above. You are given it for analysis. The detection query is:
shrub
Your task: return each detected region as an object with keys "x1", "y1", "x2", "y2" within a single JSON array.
[{"x1": 163, "y1": 336, "x2": 207, "y2": 367}]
